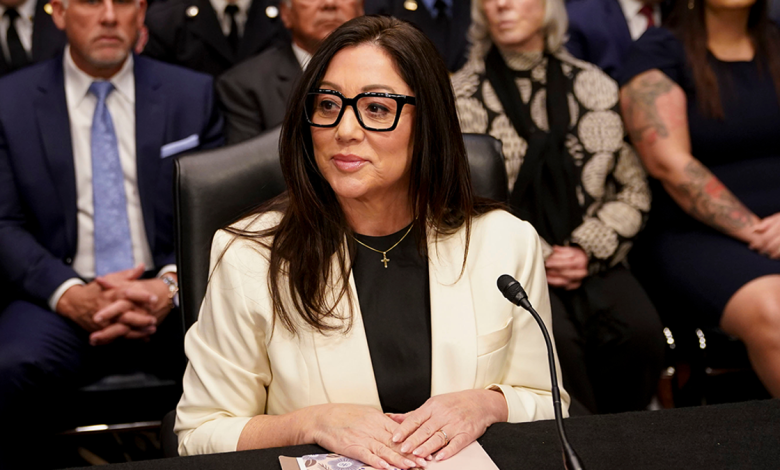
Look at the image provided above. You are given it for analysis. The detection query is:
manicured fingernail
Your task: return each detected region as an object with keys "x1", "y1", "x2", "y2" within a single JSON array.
[
  {"x1": 150, "y1": 295, "x2": 158, "y2": 303},
  {"x1": 392, "y1": 434, "x2": 402, "y2": 443},
  {"x1": 404, "y1": 459, "x2": 416, "y2": 468},
  {"x1": 401, "y1": 443, "x2": 410, "y2": 453},
  {"x1": 435, "y1": 452, "x2": 445, "y2": 462},
  {"x1": 426, "y1": 455, "x2": 433, "y2": 461},
  {"x1": 416, "y1": 458, "x2": 428, "y2": 467}
]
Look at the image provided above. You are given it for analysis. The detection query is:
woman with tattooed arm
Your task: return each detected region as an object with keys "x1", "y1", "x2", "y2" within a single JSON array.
[{"x1": 619, "y1": 0, "x2": 780, "y2": 395}]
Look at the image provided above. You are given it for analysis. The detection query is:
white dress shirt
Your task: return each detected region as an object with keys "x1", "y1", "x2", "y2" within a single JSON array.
[
  {"x1": 291, "y1": 41, "x2": 312, "y2": 71},
  {"x1": 210, "y1": 0, "x2": 252, "y2": 37},
  {"x1": 0, "y1": 0, "x2": 35, "y2": 63},
  {"x1": 49, "y1": 47, "x2": 174, "y2": 310},
  {"x1": 618, "y1": 0, "x2": 661, "y2": 41}
]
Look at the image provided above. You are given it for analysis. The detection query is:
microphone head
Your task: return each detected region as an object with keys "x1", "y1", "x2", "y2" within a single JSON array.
[{"x1": 497, "y1": 274, "x2": 524, "y2": 303}]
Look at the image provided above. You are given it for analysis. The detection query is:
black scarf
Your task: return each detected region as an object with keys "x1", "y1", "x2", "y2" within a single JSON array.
[
  {"x1": 487, "y1": 48, "x2": 621, "y2": 351},
  {"x1": 485, "y1": 46, "x2": 583, "y2": 246}
]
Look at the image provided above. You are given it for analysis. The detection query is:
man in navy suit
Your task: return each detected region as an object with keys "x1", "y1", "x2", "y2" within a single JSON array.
[
  {"x1": 566, "y1": 0, "x2": 664, "y2": 80},
  {"x1": 0, "y1": 0, "x2": 222, "y2": 464}
]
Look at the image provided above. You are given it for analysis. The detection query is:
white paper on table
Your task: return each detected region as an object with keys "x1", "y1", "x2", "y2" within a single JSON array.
[{"x1": 278, "y1": 441, "x2": 499, "y2": 470}]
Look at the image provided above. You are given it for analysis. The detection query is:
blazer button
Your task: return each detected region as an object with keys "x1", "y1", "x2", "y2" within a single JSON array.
[{"x1": 65, "y1": 257, "x2": 73, "y2": 264}]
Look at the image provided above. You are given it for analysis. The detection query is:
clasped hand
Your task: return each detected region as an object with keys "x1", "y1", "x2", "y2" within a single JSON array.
[
  {"x1": 748, "y1": 212, "x2": 780, "y2": 260},
  {"x1": 310, "y1": 390, "x2": 507, "y2": 469},
  {"x1": 56, "y1": 264, "x2": 174, "y2": 346},
  {"x1": 545, "y1": 245, "x2": 589, "y2": 290}
]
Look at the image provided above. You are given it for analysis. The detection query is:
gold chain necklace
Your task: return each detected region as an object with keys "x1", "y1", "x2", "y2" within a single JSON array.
[{"x1": 353, "y1": 223, "x2": 415, "y2": 269}]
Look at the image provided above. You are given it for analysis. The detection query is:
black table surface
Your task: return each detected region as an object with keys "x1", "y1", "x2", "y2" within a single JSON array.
[{"x1": 70, "y1": 399, "x2": 780, "y2": 469}]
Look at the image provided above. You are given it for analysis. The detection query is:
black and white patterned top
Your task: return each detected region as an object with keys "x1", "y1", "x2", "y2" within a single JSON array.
[{"x1": 453, "y1": 48, "x2": 651, "y2": 273}]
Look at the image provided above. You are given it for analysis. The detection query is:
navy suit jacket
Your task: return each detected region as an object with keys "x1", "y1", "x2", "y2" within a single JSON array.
[
  {"x1": 0, "y1": 55, "x2": 224, "y2": 306},
  {"x1": 566, "y1": 0, "x2": 633, "y2": 80}
]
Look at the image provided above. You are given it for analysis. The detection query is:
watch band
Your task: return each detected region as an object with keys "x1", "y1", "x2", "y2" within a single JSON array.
[{"x1": 161, "y1": 275, "x2": 179, "y2": 308}]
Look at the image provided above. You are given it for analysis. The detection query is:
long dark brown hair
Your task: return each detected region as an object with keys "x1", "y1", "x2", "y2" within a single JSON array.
[
  {"x1": 667, "y1": 0, "x2": 780, "y2": 118},
  {"x1": 226, "y1": 16, "x2": 497, "y2": 335}
]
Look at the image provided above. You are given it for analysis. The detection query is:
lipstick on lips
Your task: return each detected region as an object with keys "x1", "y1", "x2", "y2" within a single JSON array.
[{"x1": 332, "y1": 154, "x2": 367, "y2": 172}]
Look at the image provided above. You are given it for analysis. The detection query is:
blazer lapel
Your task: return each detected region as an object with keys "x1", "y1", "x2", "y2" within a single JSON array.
[
  {"x1": 34, "y1": 59, "x2": 77, "y2": 250},
  {"x1": 428, "y1": 229, "x2": 478, "y2": 396},
  {"x1": 236, "y1": 0, "x2": 273, "y2": 60},
  {"x1": 190, "y1": 0, "x2": 235, "y2": 64},
  {"x1": 0, "y1": 50, "x2": 8, "y2": 75},
  {"x1": 31, "y1": 0, "x2": 67, "y2": 61},
  {"x1": 133, "y1": 57, "x2": 166, "y2": 255},
  {"x1": 313, "y1": 229, "x2": 479, "y2": 406},
  {"x1": 448, "y1": 0, "x2": 470, "y2": 68},
  {"x1": 276, "y1": 44, "x2": 302, "y2": 105},
  {"x1": 313, "y1": 256, "x2": 383, "y2": 409},
  {"x1": 607, "y1": 0, "x2": 633, "y2": 53}
]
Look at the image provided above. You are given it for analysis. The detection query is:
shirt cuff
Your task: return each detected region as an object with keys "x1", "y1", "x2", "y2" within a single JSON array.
[
  {"x1": 156, "y1": 264, "x2": 177, "y2": 278},
  {"x1": 49, "y1": 278, "x2": 87, "y2": 312}
]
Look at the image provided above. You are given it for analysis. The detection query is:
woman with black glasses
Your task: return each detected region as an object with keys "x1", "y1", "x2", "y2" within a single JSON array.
[{"x1": 174, "y1": 16, "x2": 567, "y2": 468}]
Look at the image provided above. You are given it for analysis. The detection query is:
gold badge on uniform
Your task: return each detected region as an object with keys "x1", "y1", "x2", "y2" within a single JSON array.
[{"x1": 43, "y1": 2, "x2": 53, "y2": 14}]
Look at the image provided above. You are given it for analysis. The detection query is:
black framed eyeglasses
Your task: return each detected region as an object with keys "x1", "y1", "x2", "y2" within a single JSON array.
[{"x1": 305, "y1": 89, "x2": 416, "y2": 132}]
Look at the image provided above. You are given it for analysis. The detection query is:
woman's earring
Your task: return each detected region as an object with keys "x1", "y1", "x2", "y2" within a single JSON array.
[{"x1": 688, "y1": 0, "x2": 694, "y2": 9}]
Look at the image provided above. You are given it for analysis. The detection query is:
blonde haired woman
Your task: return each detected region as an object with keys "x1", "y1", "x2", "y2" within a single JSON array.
[{"x1": 453, "y1": 0, "x2": 664, "y2": 414}]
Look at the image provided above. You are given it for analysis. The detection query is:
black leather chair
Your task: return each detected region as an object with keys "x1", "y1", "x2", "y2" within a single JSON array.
[
  {"x1": 174, "y1": 127, "x2": 286, "y2": 330},
  {"x1": 161, "y1": 132, "x2": 507, "y2": 457}
]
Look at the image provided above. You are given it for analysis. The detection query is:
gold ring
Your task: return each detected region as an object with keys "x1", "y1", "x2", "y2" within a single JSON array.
[{"x1": 438, "y1": 429, "x2": 449, "y2": 446}]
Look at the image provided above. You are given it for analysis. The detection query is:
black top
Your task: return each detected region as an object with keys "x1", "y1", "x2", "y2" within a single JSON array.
[{"x1": 352, "y1": 225, "x2": 431, "y2": 414}]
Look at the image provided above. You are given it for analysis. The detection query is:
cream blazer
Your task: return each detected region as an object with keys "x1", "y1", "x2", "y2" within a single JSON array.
[{"x1": 175, "y1": 210, "x2": 569, "y2": 456}]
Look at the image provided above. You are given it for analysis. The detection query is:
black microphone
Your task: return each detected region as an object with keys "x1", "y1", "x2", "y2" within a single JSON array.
[{"x1": 497, "y1": 274, "x2": 585, "y2": 470}]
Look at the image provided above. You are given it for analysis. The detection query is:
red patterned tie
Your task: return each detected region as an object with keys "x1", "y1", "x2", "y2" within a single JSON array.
[{"x1": 639, "y1": 5, "x2": 656, "y2": 29}]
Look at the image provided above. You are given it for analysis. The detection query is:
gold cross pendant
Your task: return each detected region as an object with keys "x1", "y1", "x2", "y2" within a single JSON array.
[{"x1": 381, "y1": 252, "x2": 389, "y2": 268}]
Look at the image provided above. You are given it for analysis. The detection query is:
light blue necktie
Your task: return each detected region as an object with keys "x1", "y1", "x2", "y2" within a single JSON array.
[{"x1": 90, "y1": 81, "x2": 134, "y2": 277}]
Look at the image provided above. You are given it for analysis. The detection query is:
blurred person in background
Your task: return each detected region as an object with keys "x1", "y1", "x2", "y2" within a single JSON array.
[
  {"x1": 620, "y1": 0, "x2": 780, "y2": 396},
  {"x1": 454, "y1": 0, "x2": 664, "y2": 415},
  {"x1": 365, "y1": 0, "x2": 472, "y2": 72},
  {"x1": 217, "y1": 0, "x2": 363, "y2": 144},
  {"x1": 566, "y1": 0, "x2": 669, "y2": 80},
  {"x1": 143, "y1": 0, "x2": 284, "y2": 77},
  {"x1": 0, "y1": 0, "x2": 66, "y2": 76}
]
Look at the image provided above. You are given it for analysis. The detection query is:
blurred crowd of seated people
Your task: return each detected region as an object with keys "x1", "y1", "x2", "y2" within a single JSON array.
[{"x1": 0, "y1": 0, "x2": 778, "y2": 466}]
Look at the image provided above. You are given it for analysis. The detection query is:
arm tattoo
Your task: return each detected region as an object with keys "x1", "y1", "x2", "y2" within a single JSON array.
[
  {"x1": 623, "y1": 74, "x2": 674, "y2": 144},
  {"x1": 676, "y1": 160, "x2": 754, "y2": 232}
]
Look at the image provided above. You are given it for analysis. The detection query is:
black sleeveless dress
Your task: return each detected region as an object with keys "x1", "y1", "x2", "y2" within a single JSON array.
[{"x1": 619, "y1": 28, "x2": 780, "y2": 325}]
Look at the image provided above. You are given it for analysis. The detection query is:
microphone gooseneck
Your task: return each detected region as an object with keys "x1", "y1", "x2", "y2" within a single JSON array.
[{"x1": 497, "y1": 274, "x2": 585, "y2": 470}]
